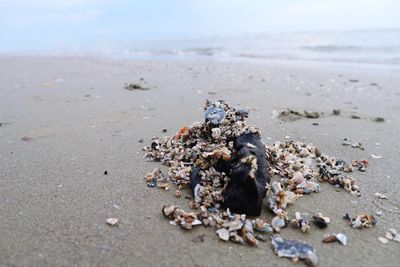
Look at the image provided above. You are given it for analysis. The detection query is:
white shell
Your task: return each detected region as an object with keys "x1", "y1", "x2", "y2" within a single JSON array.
[
  {"x1": 378, "y1": 237, "x2": 388, "y2": 244},
  {"x1": 106, "y1": 218, "x2": 119, "y2": 226},
  {"x1": 216, "y1": 228, "x2": 230, "y2": 241},
  {"x1": 336, "y1": 233, "x2": 347, "y2": 246}
]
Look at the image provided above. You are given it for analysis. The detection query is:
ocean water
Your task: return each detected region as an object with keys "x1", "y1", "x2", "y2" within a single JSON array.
[{"x1": 102, "y1": 29, "x2": 400, "y2": 66}]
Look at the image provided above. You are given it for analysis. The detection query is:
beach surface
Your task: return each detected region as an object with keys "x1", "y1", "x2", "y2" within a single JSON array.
[{"x1": 0, "y1": 56, "x2": 399, "y2": 266}]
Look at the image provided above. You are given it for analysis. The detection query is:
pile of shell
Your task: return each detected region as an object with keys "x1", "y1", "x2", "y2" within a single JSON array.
[
  {"x1": 143, "y1": 100, "x2": 373, "y2": 266},
  {"x1": 162, "y1": 204, "x2": 272, "y2": 246}
]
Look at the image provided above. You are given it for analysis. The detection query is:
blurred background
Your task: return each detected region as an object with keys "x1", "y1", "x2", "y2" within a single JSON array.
[{"x1": 1, "y1": 0, "x2": 399, "y2": 65}]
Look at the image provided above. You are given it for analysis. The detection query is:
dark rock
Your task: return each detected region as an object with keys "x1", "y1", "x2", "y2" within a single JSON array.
[{"x1": 222, "y1": 133, "x2": 269, "y2": 216}]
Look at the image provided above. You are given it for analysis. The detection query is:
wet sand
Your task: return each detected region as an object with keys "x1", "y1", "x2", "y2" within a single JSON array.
[{"x1": 0, "y1": 56, "x2": 399, "y2": 266}]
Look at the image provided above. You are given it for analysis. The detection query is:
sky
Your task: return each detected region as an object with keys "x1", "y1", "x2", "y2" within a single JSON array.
[{"x1": 0, "y1": 0, "x2": 399, "y2": 52}]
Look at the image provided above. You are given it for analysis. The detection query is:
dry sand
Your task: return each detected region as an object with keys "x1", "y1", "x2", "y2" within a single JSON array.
[{"x1": 0, "y1": 56, "x2": 399, "y2": 266}]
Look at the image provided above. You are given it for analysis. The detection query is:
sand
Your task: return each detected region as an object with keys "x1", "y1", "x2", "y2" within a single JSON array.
[{"x1": 0, "y1": 55, "x2": 399, "y2": 266}]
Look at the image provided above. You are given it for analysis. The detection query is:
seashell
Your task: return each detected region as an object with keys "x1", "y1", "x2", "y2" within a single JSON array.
[
  {"x1": 241, "y1": 220, "x2": 254, "y2": 234},
  {"x1": 285, "y1": 191, "x2": 297, "y2": 205},
  {"x1": 271, "y1": 215, "x2": 286, "y2": 229},
  {"x1": 292, "y1": 212, "x2": 310, "y2": 233},
  {"x1": 157, "y1": 183, "x2": 169, "y2": 190},
  {"x1": 229, "y1": 233, "x2": 244, "y2": 244},
  {"x1": 106, "y1": 218, "x2": 119, "y2": 226},
  {"x1": 162, "y1": 205, "x2": 178, "y2": 218},
  {"x1": 212, "y1": 147, "x2": 231, "y2": 160},
  {"x1": 222, "y1": 220, "x2": 242, "y2": 232},
  {"x1": 389, "y1": 228, "x2": 398, "y2": 236},
  {"x1": 205, "y1": 107, "x2": 226, "y2": 125},
  {"x1": 216, "y1": 228, "x2": 230, "y2": 241},
  {"x1": 345, "y1": 213, "x2": 376, "y2": 229},
  {"x1": 277, "y1": 191, "x2": 287, "y2": 209},
  {"x1": 291, "y1": 172, "x2": 305, "y2": 185},
  {"x1": 174, "y1": 190, "x2": 181, "y2": 198},
  {"x1": 255, "y1": 234, "x2": 267, "y2": 242},
  {"x1": 378, "y1": 237, "x2": 388, "y2": 244},
  {"x1": 385, "y1": 232, "x2": 394, "y2": 240},
  {"x1": 270, "y1": 235, "x2": 318, "y2": 266},
  {"x1": 254, "y1": 219, "x2": 273, "y2": 233},
  {"x1": 299, "y1": 148, "x2": 310, "y2": 158},
  {"x1": 375, "y1": 192, "x2": 388, "y2": 199},
  {"x1": 174, "y1": 126, "x2": 189, "y2": 141},
  {"x1": 313, "y1": 213, "x2": 330, "y2": 228},
  {"x1": 322, "y1": 234, "x2": 337, "y2": 243},
  {"x1": 296, "y1": 180, "x2": 320, "y2": 193},
  {"x1": 211, "y1": 127, "x2": 221, "y2": 139},
  {"x1": 243, "y1": 232, "x2": 258, "y2": 246},
  {"x1": 336, "y1": 233, "x2": 347, "y2": 245},
  {"x1": 322, "y1": 233, "x2": 347, "y2": 245},
  {"x1": 343, "y1": 165, "x2": 353, "y2": 172}
]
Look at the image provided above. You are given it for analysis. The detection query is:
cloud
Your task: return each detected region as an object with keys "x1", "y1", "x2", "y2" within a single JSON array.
[
  {"x1": 0, "y1": 0, "x2": 97, "y2": 9},
  {"x1": 13, "y1": 9, "x2": 101, "y2": 24}
]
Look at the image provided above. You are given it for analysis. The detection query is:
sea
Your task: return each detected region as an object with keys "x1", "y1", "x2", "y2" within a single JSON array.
[{"x1": 97, "y1": 29, "x2": 400, "y2": 67}]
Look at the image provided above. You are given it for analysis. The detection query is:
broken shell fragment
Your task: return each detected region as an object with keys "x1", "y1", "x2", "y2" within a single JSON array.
[
  {"x1": 254, "y1": 218, "x2": 273, "y2": 233},
  {"x1": 378, "y1": 237, "x2": 388, "y2": 244},
  {"x1": 230, "y1": 233, "x2": 244, "y2": 244},
  {"x1": 313, "y1": 213, "x2": 331, "y2": 228},
  {"x1": 144, "y1": 168, "x2": 167, "y2": 187},
  {"x1": 375, "y1": 193, "x2": 388, "y2": 199},
  {"x1": 216, "y1": 228, "x2": 230, "y2": 241},
  {"x1": 204, "y1": 106, "x2": 226, "y2": 125},
  {"x1": 271, "y1": 235, "x2": 318, "y2": 266},
  {"x1": 322, "y1": 233, "x2": 347, "y2": 246},
  {"x1": 162, "y1": 205, "x2": 178, "y2": 218},
  {"x1": 271, "y1": 214, "x2": 287, "y2": 229},
  {"x1": 292, "y1": 212, "x2": 310, "y2": 233},
  {"x1": 296, "y1": 180, "x2": 320, "y2": 194},
  {"x1": 106, "y1": 218, "x2": 119, "y2": 226},
  {"x1": 389, "y1": 228, "x2": 398, "y2": 236},
  {"x1": 385, "y1": 232, "x2": 394, "y2": 240},
  {"x1": 344, "y1": 213, "x2": 376, "y2": 229},
  {"x1": 162, "y1": 205, "x2": 201, "y2": 230},
  {"x1": 174, "y1": 190, "x2": 182, "y2": 198},
  {"x1": 243, "y1": 232, "x2": 259, "y2": 246},
  {"x1": 385, "y1": 229, "x2": 400, "y2": 243}
]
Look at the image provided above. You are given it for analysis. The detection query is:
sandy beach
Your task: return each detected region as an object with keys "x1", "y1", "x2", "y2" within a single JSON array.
[{"x1": 0, "y1": 55, "x2": 399, "y2": 266}]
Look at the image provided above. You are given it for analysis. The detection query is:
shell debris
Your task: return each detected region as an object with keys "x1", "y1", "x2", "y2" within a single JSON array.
[
  {"x1": 313, "y1": 213, "x2": 331, "y2": 229},
  {"x1": 322, "y1": 233, "x2": 347, "y2": 246},
  {"x1": 106, "y1": 218, "x2": 119, "y2": 226},
  {"x1": 141, "y1": 100, "x2": 374, "y2": 264},
  {"x1": 344, "y1": 213, "x2": 377, "y2": 229},
  {"x1": 378, "y1": 237, "x2": 388, "y2": 244},
  {"x1": 271, "y1": 235, "x2": 318, "y2": 266},
  {"x1": 292, "y1": 212, "x2": 310, "y2": 233},
  {"x1": 374, "y1": 192, "x2": 388, "y2": 199}
]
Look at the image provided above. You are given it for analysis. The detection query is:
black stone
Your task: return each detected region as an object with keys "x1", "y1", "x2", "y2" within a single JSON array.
[{"x1": 222, "y1": 133, "x2": 269, "y2": 216}]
